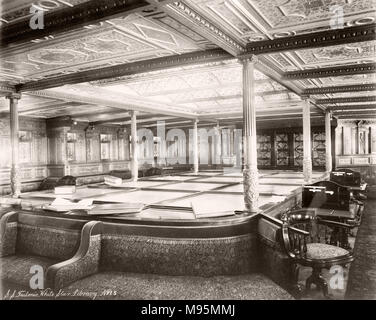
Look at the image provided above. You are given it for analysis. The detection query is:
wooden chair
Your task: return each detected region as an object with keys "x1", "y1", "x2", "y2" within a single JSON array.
[
  {"x1": 302, "y1": 180, "x2": 365, "y2": 241},
  {"x1": 281, "y1": 209, "x2": 354, "y2": 298},
  {"x1": 330, "y1": 168, "x2": 361, "y2": 187},
  {"x1": 330, "y1": 168, "x2": 367, "y2": 201}
]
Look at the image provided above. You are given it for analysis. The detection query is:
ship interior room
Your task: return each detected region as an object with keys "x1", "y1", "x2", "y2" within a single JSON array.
[{"x1": 0, "y1": 0, "x2": 376, "y2": 301}]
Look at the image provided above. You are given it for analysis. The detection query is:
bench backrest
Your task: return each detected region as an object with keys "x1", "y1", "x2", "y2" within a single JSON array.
[{"x1": 16, "y1": 213, "x2": 87, "y2": 261}]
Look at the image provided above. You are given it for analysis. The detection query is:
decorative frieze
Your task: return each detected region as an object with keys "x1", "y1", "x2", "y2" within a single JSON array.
[
  {"x1": 304, "y1": 83, "x2": 376, "y2": 95},
  {"x1": 245, "y1": 23, "x2": 376, "y2": 55},
  {"x1": 283, "y1": 63, "x2": 376, "y2": 80},
  {"x1": 2, "y1": 0, "x2": 151, "y2": 46},
  {"x1": 317, "y1": 96, "x2": 376, "y2": 104}
]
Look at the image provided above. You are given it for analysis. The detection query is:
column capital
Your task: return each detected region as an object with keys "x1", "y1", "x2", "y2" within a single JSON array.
[
  {"x1": 239, "y1": 55, "x2": 258, "y2": 64},
  {"x1": 301, "y1": 95, "x2": 312, "y2": 103},
  {"x1": 6, "y1": 92, "x2": 21, "y2": 100}
]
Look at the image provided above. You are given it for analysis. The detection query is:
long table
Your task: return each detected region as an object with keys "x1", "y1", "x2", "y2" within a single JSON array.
[{"x1": 10, "y1": 170, "x2": 326, "y2": 221}]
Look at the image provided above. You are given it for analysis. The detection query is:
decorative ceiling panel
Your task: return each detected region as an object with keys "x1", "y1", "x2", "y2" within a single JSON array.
[
  {"x1": 216, "y1": 86, "x2": 242, "y2": 96},
  {"x1": 181, "y1": 0, "x2": 375, "y2": 44},
  {"x1": 262, "y1": 93, "x2": 290, "y2": 101},
  {"x1": 0, "y1": 13, "x2": 202, "y2": 82},
  {"x1": 249, "y1": 0, "x2": 376, "y2": 30},
  {"x1": 0, "y1": 0, "x2": 91, "y2": 25},
  {"x1": 295, "y1": 40, "x2": 376, "y2": 67},
  {"x1": 296, "y1": 73, "x2": 376, "y2": 89}
]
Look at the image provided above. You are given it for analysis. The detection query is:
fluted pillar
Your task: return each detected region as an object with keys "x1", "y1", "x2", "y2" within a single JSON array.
[
  {"x1": 325, "y1": 110, "x2": 333, "y2": 173},
  {"x1": 131, "y1": 111, "x2": 138, "y2": 181},
  {"x1": 7, "y1": 93, "x2": 22, "y2": 197},
  {"x1": 241, "y1": 56, "x2": 259, "y2": 212},
  {"x1": 192, "y1": 119, "x2": 199, "y2": 173},
  {"x1": 302, "y1": 98, "x2": 312, "y2": 184}
]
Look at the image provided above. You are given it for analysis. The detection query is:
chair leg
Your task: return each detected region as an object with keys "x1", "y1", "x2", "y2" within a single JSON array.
[
  {"x1": 305, "y1": 267, "x2": 330, "y2": 298},
  {"x1": 316, "y1": 273, "x2": 329, "y2": 298},
  {"x1": 290, "y1": 264, "x2": 304, "y2": 299}
]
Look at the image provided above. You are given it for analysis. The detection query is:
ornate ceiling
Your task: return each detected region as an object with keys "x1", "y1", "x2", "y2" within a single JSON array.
[{"x1": 0, "y1": 0, "x2": 375, "y2": 123}]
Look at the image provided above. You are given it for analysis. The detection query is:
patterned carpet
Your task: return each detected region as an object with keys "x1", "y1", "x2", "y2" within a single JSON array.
[{"x1": 346, "y1": 199, "x2": 376, "y2": 300}]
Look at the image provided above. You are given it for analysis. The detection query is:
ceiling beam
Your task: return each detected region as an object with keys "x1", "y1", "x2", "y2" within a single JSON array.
[
  {"x1": 199, "y1": 108, "x2": 321, "y2": 120},
  {"x1": 336, "y1": 111, "x2": 376, "y2": 116},
  {"x1": 1, "y1": 0, "x2": 152, "y2": 47},
  {"x1": 27, "y1": 85, "x2": 198, "y2": 119},
  {"x1": 316, "y1": 96, "x2": 376, "y2": 104},
  {"x1": 243, "y1": 23, "x2": 376, "y2": 56},
  {"x1": 91, "y1": 115, "x2": 175, "y2": 126},
  {"x1": 19, "y1": 101, "x2": 86, "y2": 115},
  {"x1": 0, "y1": 82, "x2": 16, "y2": 95},
  {"x1": 167, "y1": 90, "x2": 289, "y2": 104},
  {"x1": 282, "y1": 63, "x2": 376, "y2": 80},
  {"x1": 160, "y1": 1, "x2": 244, "y2": 56},
  {"x1": 338, "y1": 114, "x2": 376, "y2": 119},
  {"x1": 17, "y1": 49, "x2": 232, "y2": 92},
  {"x1": 155, "y1": 0, "x2": 313, "y2": 113},
  {"x1": 255, "y1": 56, "x2": 303, "y2": 96},
  {"x1": 303, "y1": 83, "x2": 376, "y2": 95}
]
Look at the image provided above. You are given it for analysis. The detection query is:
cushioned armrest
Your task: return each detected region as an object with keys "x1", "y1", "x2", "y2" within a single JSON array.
[
  {"x1": 46, "y1": 221, "x2": 102, "y2": 290},
  {"x1": 0, "y1": 211, "x2": 18, "y2": 257}
]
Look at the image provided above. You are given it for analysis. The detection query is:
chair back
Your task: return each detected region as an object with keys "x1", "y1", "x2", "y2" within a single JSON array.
[
  {"x1": 302, "y1": 180, "x2": 350, "y2": 211},
  {"x1": 330, "y1": 168, "x2": 361, "y2": 187},
  {"x1": 281, "y1": 209, "x2": 339, "y2": 259},
  {"x1": 281, "y1": 209, "x2": 314, "y2": 260}
]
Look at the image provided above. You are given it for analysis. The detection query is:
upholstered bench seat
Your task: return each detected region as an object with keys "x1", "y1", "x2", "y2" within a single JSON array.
[
  {"x1": 0, "y1": 254, "x2": 59, "y2": 288},
  {"x1": 64, "y1": 272, "x2": 294, "y2": 300}
]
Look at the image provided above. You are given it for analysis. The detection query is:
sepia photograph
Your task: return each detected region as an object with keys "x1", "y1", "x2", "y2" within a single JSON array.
[{"x1": 0, "y1": 0, "x2": 375, "y2": 307}]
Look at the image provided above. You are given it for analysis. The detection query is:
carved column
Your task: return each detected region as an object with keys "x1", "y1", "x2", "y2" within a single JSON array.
[
  {"x1": 335, "y1": 124, "x2": 343, "y2": 156},
  {"x1": 343, "y1": 125, "x2": 352, "y2": 155},
  {"x1": 325, "y1": 110, "x2": 332, "y2": 173},
  {"x1": 302, "y1": 98, "x2": 312, "y2": 184},
  {"x1": 241, "y1": 57, "x2": 259, "y2": 213},
  {"x1": 371, "y1": 124, "x2": 376, "y2": 154},
  {"x1": 192, "y1": 119, "x2": 199, "y2": 174},
  {"x1": 63, "y1": 127, "x2": 70, "y2": 176},
  {"x1": 215, "y1": 121, "x2": 222, "y2": 166},
  {"x1": 131, "y1": 111, "x2": 138, "y2": 181},
  {"x1": 7, "y1": 93, "x2": 22, "y2": 197}
]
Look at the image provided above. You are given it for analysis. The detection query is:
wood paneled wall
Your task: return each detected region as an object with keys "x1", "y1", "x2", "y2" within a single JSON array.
[{"x1": 0, "y1": 116, "x2": 132, "y2": 194}]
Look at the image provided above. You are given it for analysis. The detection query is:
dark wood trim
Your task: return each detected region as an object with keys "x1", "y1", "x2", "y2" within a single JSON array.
[
  {"x1": 328, "y1": 104, "x2": 376, "y2": 111},
  {"x1": 1, "y1": 0, "x2": 152, "y2": 47},
  {"x1": 283, "y1": 63, "x2": 376, "y2": 80},
  {"x1": 16, "y1": 210, "x2": 259, "y2": 238},
  {"x1": 303, "y1": 83, "x2": 376, "y2": 95},
  {"x1": 317, "y1": 96, "x2": 376, "y2": 104},
  {"x1": 243, "y1": 24, "x2": 376, "y2": 55},
  {"x1": 17, "y1": 49, "x2": 232, "y2": 92}
]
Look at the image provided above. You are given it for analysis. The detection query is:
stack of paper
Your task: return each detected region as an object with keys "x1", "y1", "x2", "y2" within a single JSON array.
[
  {"x1": 104, "y1": 175, "x2": 123, "y2": 186},
  {"x1": 43, "y1": 198, "x2": 94, "y2": 212},
  {"x1": 54, "y1": 186, "x2": 76, "y2": 195},
  {"x1": 87, "y1": 203, "x2": 144, "y2": 215},
  {"x1": 191, "y1": 200, "x2": 235, "y2": 219}
]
